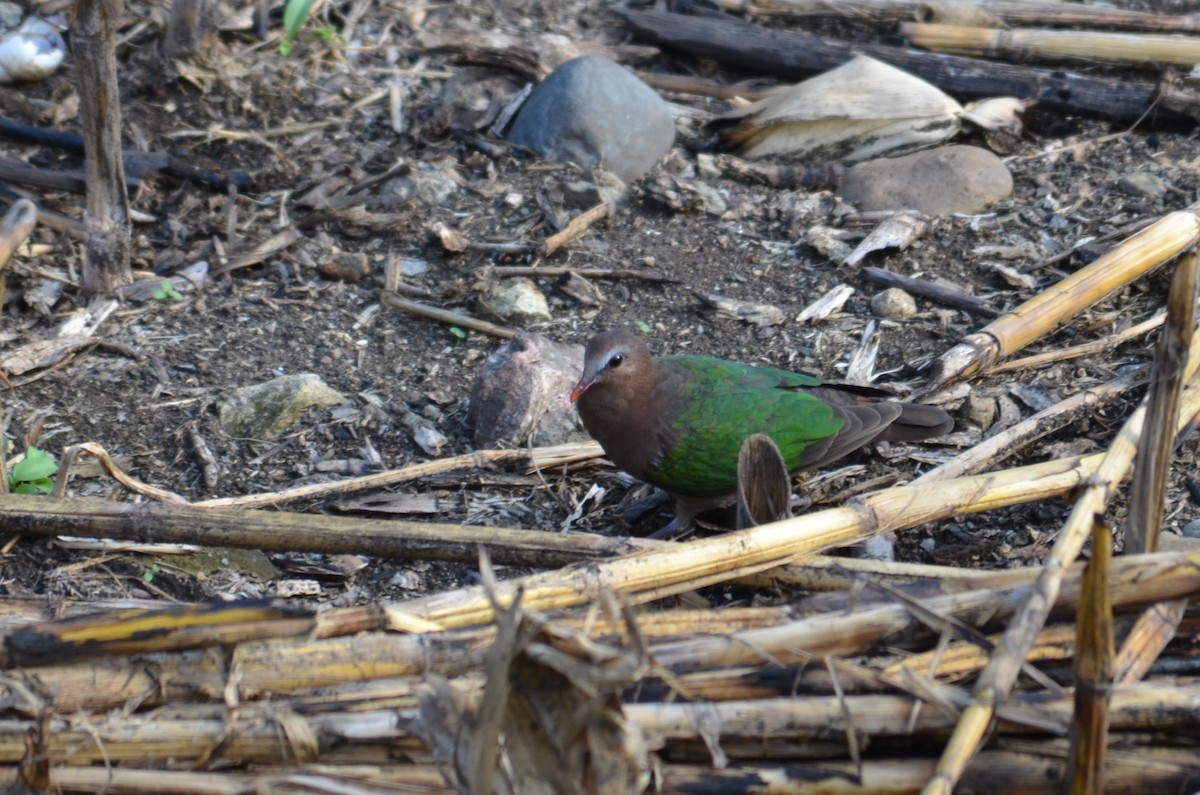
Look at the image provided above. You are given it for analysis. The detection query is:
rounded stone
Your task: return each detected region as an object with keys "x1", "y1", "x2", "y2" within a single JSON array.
[
  {"x1": 870, "y1": 287, "x2": 918, "y2": 319},
  {"x1": 839, "y1": 145, "x2": 1012, "y2": 215},
  {"x1": 506, "y1": 56, "x2": 676, "y2": 183}
]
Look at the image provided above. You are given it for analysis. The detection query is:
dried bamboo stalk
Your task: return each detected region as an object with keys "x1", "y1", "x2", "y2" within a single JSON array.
[
  {"x1": 921, "y1": 306, "x2": 1200, "y2": 795},
  {"x1": 714, "y1": 0, "x2": 1200, "y2": 34},
  {"x1": 658, "y1": 748, "x2": 1200, "y2": 794},
  {"x1": 14, "y1": 546, "x2": 1200, "y2": 713},
  {"x1": 1128, "y1": 249, "x2": 1198, "y2": 552},
  {"x1": 396, "y1": 452, "x2": 1105, "y2": 629},
  {"x1": 925, "y1": 202, "x2": 1200, "y2": 391},
  {"x1": 987, "y1": 311, "x2": 1163, "y2": 374},
  {"x1": 914, "y1": 365, "x2": 1146, "y2": 484},
  {"x1": 903, "y1": 22, "x2": 1200, "y2": 66},
  {"x1": 1, "y1": 681, "x2": 1197, "y2": 768},
  {"x1": 1109, "y1": 251, "x2": 1198, "y2": 698},
  {"x1": 1066, "y1": 522, "x2": 1115, "y2": 794}
]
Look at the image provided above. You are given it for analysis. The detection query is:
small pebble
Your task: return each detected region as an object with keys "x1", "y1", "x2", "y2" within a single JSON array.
[{"x1": 870, "y1": 287, "x2": 917, "y2": 320}]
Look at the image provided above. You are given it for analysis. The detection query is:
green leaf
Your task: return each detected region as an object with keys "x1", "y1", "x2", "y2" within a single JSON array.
[
  {"x1": 449, "y1": 326, "x2": 467, "y2": 340},
  {"x1": 11, "y1": 447, "x2": 56, "y2": 483},
  {"x1": 283, "y1": 0, "x2": 315, "y2": 42},
  {"x1": 13, "y1": 478, "x2": 52, "y2": 495},
  {"x1": 634, "y1": 320, "x2": 653, "y2": 334}
]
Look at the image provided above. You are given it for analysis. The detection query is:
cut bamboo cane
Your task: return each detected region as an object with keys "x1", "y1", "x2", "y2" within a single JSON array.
[
  {"x1": 12, "y1": 546, "x2": 1200, "y2": 713},
  {"x1": 1066, "y1": 522, "x2": 1115, "y2": 794},
  {"x1": 903, "y1": 22, "x2": 1200, "y2": 66},
  {"x1": 0, "y1": 489, "x2": 643, "y2": 574},
  {"x1": 986, "y1": 311, "x2": 1163, "y2": 374},
  {"x1": 920, "y1": 296, "x2": 1200, "y2": 795},
  {"x1": 924, "y1": 202, "x2": 1200, "y2": 392},
  {"x1": 1128, "y1": 249, "x2": 1198, "y2": 553},
  {"x1": 0, "y1": 681, "x2": 1197, "y2": 768},
  {"x1": 713, "y1": 0, "x2": 1200, "y2": 35}
]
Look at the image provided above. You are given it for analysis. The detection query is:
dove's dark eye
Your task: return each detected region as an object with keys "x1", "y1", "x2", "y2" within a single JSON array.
[{"x1": 607, "y1": 353, "x2": 624, "y2": 369}]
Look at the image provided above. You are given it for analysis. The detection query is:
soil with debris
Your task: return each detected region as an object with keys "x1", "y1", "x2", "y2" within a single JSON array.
[{"x1": 1, "y1": 0, "x2": 1197, "y2": 607}]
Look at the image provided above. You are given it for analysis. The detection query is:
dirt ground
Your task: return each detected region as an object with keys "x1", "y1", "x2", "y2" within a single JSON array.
[{"x1": 2, "y1": 0, "x2": 1198, "y2": 608}]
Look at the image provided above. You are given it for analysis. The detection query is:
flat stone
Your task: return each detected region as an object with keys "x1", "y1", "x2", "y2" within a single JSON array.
[
  {"x1": 506, "y1": 56, "x2": 675, "y2": 183},
  {"x1": 479, "y1": 278, "x2": 552, "y2": 324},
  {"x1": 218, "y1": 373, "x2": 345, "y2": 440},
  {"x1": 840, "y1": 145, "x2": 1012, "y2": 215},
  {"x1": 1118, "y1": 171, "x2": 1169, "y2": 199}
]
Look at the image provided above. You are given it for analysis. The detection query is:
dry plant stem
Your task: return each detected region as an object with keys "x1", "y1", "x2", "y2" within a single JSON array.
[
  {"x1": 1, "y1": 680, "x2": 1198, "y2": 768},
  {"x1": 987, "y1": 311, "x2": 1164, "y2": 374},
  {"x1": 211, "y1": 227, "x2": 302, "y2": 276},
  {"x1": 1112, "y1": 598, "x2": 1189, "y2": 684},
  {"x1": 542, "y1": 201, "x2": 609, "y2": 256},
  {"x1": 7, "y1": 548, "x2": 1200, "y2": 712},
  {"x1": 620, "y1": 8, "x2": 1170, "y2": 121},
  {"x1": 1110, "y1": 251, "x2": 1198, "y2": 695},
  {"x1": 1067, "y1": 522, "x2": 1114, "y2": 795},
  {"x1": 1128, "y1": 249, "x2": 1198, "y2": 553},
  {"x1": 0, "y1": 492, "x2": 651, "y2": 573},
  {"x1": 717, "y1": 0, "x2": 1200, "y2": 33},
  {"x1": 628, "y1": 681, "x2": 1199, "y2": 744},
  {"x1": 921, "y1": 334, "x2": 1200, "y2": 795},
  {"x1": 634, "y1": 70, "x2": 777, "y2": 101},
  {"x1": 902, "y1": 22, "x2": 1200, "y2": 66},
  {"x1": 488, "y1": 265, "x2": 680, "y2": 283},
  {"x1": 913, "y1": 366, "x2": 1146, "y2": 484},
  {"x1": 861, "y1": 266, "x2": 1000, "y2": 318},
  {"x1": 925, "y1": 202, "x2": 1200, "y2": 391},
  {"x1": 1, "y1": 756, "x2": 1197, "y2": 795},
  {"x1": 397, "y1": 450, "x2": 1151, "y2": 630},
  {"x1": 380, "y1": 291, "x2": 516, "y2": 340},
  {"x1": 197, "y1": 440, "x2": 602, "y2": 508},
  {"x1": 73, "y1": 0, "x2": 133, "y2": 294}
]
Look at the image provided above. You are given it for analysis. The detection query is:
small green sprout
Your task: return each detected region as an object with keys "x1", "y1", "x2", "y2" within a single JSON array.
[
  {"x1": 8, "y1": 446, "x2": 56, "y2": 494},
  {"x1": 634, "y1": 320, "x2": 653, "y2": 334},
  {"x1": 280, "y1": 0, "x2": 315, "y2": 56},
  {"x1": 153, "y1": 280, "x2": 183, "y2": 301},
  {"x1": 142, "y1": 563, "x2": 161, "y2": 584},
  {"x1": 449, "y1": 326, "x2": 467, "y2": 340}
]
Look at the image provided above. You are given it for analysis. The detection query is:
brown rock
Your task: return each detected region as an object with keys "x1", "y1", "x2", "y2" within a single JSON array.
[{"x1": 840, "y1": 145, "x2": 1012, "y2": 215}]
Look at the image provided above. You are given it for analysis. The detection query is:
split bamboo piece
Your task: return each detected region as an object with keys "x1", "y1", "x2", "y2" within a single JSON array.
[
  {"x1": 924, "y1": 202, "x2": 1200, "y2": 391},
  {"x1": 902, "y1": 22, "x2": 1200, "y2": 66}
]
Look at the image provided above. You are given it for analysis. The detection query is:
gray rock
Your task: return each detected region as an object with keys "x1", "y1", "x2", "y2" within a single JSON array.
[
  {"x1": 380, "y1": 158, "x2": 463, "y2": 207},
  {"x1": 506, "y1": 56, "x2": 675, "y2": 183},
  {"x1": 1118, "y1": 171, "x2": 1169, "y2": 199},
  {"x1": 218, "y1": 374, "x2": 345, "y2": 440},
  {"x1": 479, "y1": 278, "x2": 552, "y2": 324},
  {"x1": 469, "y1": 332, "x2": 585, "y2": 448},
  {"x1": 870, "y1": 287, "x2": 917, "y2": 319},
  {"x1": 840, "y1": 145, "x2": 1012, "y2": 215}
]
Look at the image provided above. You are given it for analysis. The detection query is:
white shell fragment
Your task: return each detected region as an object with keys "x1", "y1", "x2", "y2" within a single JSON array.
[
  {"x1": 0, "y1": 15, "x2": 66, "y2": 84},
  {"x1": 719, "y1": 55, "x2": 1026, "y2": 163}
]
